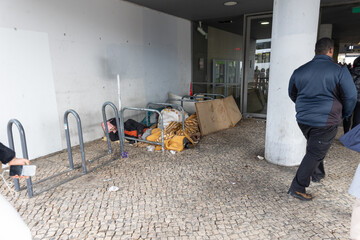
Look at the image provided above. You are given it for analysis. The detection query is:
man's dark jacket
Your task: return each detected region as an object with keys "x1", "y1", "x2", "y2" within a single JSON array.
[{"x1": 288, "y1": 55, "x2": 357, "y2": 127}]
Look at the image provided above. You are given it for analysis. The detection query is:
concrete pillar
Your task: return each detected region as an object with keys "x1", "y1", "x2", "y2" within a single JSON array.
[{"x1": 265, "y1": 0, "x2": 320, "y2": 166}]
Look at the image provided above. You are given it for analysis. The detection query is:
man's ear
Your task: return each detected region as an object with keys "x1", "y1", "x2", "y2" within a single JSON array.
[{"x1": 327, "y1": 47, "x2": 334, "y2": 58}]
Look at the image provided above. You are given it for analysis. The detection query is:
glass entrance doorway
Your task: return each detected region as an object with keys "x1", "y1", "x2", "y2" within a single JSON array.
[
  {"x1": 243, "y1": 14, "x2": 272, "y2": 117},
  {"x1": 212, "y1": 59, "x2": 242, "y2": 102},
  {"x1": 191, "y1": 24, "x2": 244, "y2": 107}
]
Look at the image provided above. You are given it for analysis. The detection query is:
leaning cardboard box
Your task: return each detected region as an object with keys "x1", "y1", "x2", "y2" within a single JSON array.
[{"x1": 195, "y1": 95, "x2": 242, "y2": 136}]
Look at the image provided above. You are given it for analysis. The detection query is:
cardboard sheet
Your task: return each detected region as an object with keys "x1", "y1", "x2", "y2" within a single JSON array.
[
  {"x1": 223, "y1": 95, "x2": 242, "y2": 126},
  {"x1": 195, "y1": 95, "x2": 242, "y2": 135}
]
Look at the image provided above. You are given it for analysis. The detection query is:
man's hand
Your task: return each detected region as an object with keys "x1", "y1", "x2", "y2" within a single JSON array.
[
  {"x1": 8, "y1": 158, "x2": 30, "y2": 179},
  {"x1": 8, "y1": 158, "x2": 30, "y2": 166}
]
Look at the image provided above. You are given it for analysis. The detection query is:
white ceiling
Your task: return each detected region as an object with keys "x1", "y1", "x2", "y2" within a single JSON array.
[{"x1": 124, "y1": 0, "x2": 360, "y2": 43}]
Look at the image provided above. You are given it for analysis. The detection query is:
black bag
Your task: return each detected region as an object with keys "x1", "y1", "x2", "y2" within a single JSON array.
[{"x1": 124, "y1": 119, "x2": 147, "y2": 138}]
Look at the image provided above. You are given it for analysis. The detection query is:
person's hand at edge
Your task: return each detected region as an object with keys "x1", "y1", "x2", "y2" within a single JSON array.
[
  {"x1": 8, "y1": 158, "x2": 30, "y2": 166},
  {"x1": 7, "y1": 158, "x2": 30, "y2": 179}
]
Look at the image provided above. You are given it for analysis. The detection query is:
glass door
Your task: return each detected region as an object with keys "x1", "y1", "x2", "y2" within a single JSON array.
[
  {"x1": 213, "y1": 60, "x2": 226, "y2": 96},
  {"x1": 243, "y1": 13, "x2": 272, "y2": 118},
  {"x1": 192, "y1": 23, "x2": 243, "y2": 105},
  {"x1": 227, "y1": 60, "x2": 242, "y2": 102},
  {"x1": 212, "y1": 59, "x2": 242, "y2": 105}
]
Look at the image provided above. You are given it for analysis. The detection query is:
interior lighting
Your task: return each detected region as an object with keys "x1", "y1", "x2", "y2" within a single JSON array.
[
  {"x1": 224, "y1": 1, "x2": 238, "y2": 6},
  {"x1": 219, "y1": 20, "x2": 233, "y2": 24},
  {"x1": 260, "y1": 21, "x2": 270, "y2": 25}
]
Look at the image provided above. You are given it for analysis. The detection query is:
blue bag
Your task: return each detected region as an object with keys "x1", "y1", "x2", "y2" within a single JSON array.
[{"x1": 339, "y1": 124, "x2": 360, "y2": 152}]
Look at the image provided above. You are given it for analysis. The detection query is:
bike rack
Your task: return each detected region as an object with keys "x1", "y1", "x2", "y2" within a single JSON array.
[
  {"x1": 167, "y1": 95, "x2": 213, "y2": 109},
  {"x1": 4, "y1": 107, "x2": 127, "y2": 198},
  {"x1": 102, "y1": 101, "x2": 124, "y2": 154},
  {"x1": 64, "y1": 109, "x2": 87, "y2": 174},
  {"x1": 181, "y1": 95, "x2": 214, "y2": 101},
  {"x1": 29, "y1": 108, "x2": 119, "y2": 197},
  {"x1": 7, "y1": 119, "x2": 34, "y2": 198},
  {"x1": 146, "y1": 102, "x2": 186, "y2": 131},
  {"x1": 194, "y1": 93, "x2": 226, "y2": 99},
  {"x1": 120, "y1": 107, "x2": 165, "y2": 152}
]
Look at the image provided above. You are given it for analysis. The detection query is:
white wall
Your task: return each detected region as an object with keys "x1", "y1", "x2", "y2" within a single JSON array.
[
  {"x1": 0, "y1": 0, "x2": 191, "y2": 159},
  {"x1": 207, "y1": 27, "x2": 243, "y2": 82}
]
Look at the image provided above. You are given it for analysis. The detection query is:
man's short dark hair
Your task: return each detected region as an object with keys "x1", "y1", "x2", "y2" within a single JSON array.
[{"x1": 315, "y1": 38, "x2": 334, "y2": 55}]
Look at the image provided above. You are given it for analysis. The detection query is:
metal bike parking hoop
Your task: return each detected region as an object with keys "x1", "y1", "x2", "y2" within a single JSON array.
[
  {"x1": 7, "y1": 119, "x2": 34, "y2": 198},
  {"x1": 101, "y1": 101, "x2": 126, "y2": 157},
  {"x1": 64, "y1": 109, "x2": 87, "y2": 174}
]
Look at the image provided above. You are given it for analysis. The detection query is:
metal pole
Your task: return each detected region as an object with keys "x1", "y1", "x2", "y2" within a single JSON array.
[
  {"x1": 64, "y1": 109, "x2": 87, "y2": 174},
  {"x1": 102, "y1": 104, "x2": 112, "y2": 154},
  {"x1": 182, "y1": 95, "x2": 213, "y2": 101},
  {"x1": 7, "y1": 119, "x2": 34, "y2": 198},
  {"x1": 194, "y1": 93, "x2": 225, "y2": 99},
  {"x1": 159, "y1": 113, "x2": 164, "y2": 152},
  {"x1": 64, "y1": 113, "x2": 74, "y2": 170},
  {"x1": 101, "y1": 101, "x2": 123, "y2": 155},
  {"x1": 119, "y1": 108, "x2": 126, "y2": 155}
]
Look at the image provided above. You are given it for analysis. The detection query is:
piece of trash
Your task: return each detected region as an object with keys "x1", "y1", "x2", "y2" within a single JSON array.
[
  {"x1": 103, "y1": 178, "x2": 113, "y2": 182},
  {"x1": 170, "y1": 150, "x2": 176, "y2": 155},
  {"x1": 230, "y1": 181, "x2": 236, "y2": 185},
  {"x1": 122, "y1": 152, "x2": 128, "y2": 158},
  {"x1": 257, "y1": 155, "x2": 264, "y2": 160},
  {"x1": 108, "y1": 186, "x2": 119, "y2": 192},
  {"x1": 147, "y1": 146, "x2": 155, "y2": 152}
]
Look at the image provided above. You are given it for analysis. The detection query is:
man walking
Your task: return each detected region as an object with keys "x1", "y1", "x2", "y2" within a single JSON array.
[{"x1": 287, "y1": 37, "x2": 357, "y2": 201}]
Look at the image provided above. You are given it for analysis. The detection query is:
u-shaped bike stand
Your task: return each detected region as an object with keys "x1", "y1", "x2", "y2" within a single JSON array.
[
  {"x1": 64, "y1": 109, "x2": 87, "y2": 174},
  {"x1": 101, "y1": 101, "x2": 124, "y2": 155},
  {"x1": 7, "y1": 119, "x2": 34, "y2": 198}
]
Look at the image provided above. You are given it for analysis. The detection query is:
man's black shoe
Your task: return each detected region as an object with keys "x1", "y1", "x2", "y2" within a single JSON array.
[
  {"x1": 312, "y1": 178, "x2": 321, "y2": 183},
  {"x1": 311, "y1": 176, "x2": 324, "y2": 183},
  {"x1": 287, "y1": 189, "x2": 313, "y2": 201}
]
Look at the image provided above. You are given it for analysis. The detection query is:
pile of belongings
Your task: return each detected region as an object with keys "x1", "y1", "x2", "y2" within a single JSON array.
[
  {"x1": 145, "y1": 110, "x2": 200, "y2": 152},
  {"x1": 142, "y1": 107, "x2": 200, "y2": 152},
  {"x1": 101, "y1": 107, "x2": 201, "y2": 152}
]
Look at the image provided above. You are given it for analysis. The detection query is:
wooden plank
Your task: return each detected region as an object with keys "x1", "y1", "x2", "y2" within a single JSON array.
[
  {"x1": 223, "y1": 95, "x2": 242, "y2": 126},
  {"x1": 195, "y1": 99, "x2": 233, "y2": 135}
]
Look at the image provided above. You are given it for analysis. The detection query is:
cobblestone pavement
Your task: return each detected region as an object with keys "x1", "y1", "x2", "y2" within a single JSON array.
[{"x1": 1, "y1": 118, "x2": 358, "y2": 240}]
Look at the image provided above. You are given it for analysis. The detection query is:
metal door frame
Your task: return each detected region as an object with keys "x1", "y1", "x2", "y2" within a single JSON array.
[{"x1": 242, "y1": 12, "x2": 272, "y2": 118}]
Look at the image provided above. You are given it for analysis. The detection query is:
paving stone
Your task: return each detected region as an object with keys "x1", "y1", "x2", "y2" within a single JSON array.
[{"x1": 1, "y1": 119, "x2": 355, "y2": 239}]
